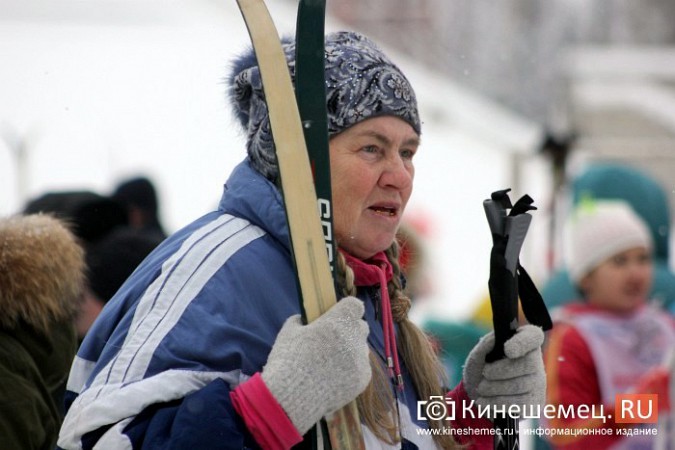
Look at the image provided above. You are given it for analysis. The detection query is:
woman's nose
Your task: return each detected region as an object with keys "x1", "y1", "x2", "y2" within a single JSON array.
[{"x1": 379, "y1": 157, "x2": 412, "y2": 190}]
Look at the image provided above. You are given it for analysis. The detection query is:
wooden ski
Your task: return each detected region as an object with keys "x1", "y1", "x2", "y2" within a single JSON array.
[{"x1": 236, "y1": 0, "x2": 365, "y2": 448}]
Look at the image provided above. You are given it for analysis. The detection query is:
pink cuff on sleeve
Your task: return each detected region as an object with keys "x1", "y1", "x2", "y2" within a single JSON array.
[
  {"x1": 447, "y1": 381, "x2": 494, "y2": 449},
  {"x1": 231, "y1": 372, "x2": 303, "y2": 450}
]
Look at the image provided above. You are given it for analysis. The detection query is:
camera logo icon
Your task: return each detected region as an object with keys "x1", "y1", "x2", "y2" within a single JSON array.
[{"x1": 417, "y1": 395, "x2": 455, "y2": 421}]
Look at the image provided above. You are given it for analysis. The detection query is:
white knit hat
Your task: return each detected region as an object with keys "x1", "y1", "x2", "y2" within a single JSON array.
[{"x1": 564, "y1": 200, "x2": 653, "y2": 283}]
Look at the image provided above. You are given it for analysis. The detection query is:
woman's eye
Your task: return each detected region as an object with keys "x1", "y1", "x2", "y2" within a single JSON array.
[
  {"x1": 400, "y1": 149, "x2": 416, "y2": 160},
  {"x1": 611, "y1": 255, "x2": 627, "y2": 266},
  {"x1": 360, "y1": 145, "x2": 382, "y2": 158}
]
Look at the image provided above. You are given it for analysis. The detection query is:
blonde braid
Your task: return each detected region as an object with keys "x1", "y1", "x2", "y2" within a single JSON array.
[
  {"x1": 335, "y1": 251, "x2": 399, "y2": 443},
  {"x1": 385, "y1": 243, "x2": 461, "y2": 449},
  {"x1": 384, "y1": 243, "x2": 412, "y2": 322},
  {"x1": 335, "y1": 250, "x2": 357, "y2": 297},
  {"x1": 335, "y1": 247, "x2": 461, "y2": 449}
]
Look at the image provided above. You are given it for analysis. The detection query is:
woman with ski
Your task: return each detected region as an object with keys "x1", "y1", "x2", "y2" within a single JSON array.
[{"x1": 58, "y1": 31, "x2": 546, "y2": 450}]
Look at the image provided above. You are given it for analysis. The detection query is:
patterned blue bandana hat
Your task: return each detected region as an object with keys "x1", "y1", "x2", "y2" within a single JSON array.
[{"x1": 229, "y1": 31, "x2": 421, "y2": 181}]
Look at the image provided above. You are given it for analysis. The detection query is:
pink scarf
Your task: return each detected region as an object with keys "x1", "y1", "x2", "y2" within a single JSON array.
[{"x1": 341, "y1": 250, "x2": 403, "y2": 390}]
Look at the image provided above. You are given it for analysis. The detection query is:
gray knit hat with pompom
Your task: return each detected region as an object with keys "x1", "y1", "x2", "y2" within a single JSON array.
[{"x1": 228, "y1": 31, "x2": 421, "y2": 181}]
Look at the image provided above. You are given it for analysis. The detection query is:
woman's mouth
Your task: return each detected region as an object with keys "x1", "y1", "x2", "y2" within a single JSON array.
[{"x1": 369, "y1": 206, "x2": 397, "y2": 217}]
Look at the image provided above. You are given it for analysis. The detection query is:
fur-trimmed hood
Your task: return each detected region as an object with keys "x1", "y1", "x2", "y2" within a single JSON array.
[{"x1": 0, "y1": 214, "x2": 85, "y2": 333}]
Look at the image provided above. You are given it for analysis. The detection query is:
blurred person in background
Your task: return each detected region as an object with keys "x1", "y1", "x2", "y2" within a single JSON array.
[
  {"x1": 0, "y1": 214, "x2": 85, "y2": 450},
  {"x1": 541, "y1": 163, "x2": 675, "y2": 313},
  {"x1": 23, "y1": 190, "x2": 129, "y2": 248},
  {"x1": 543, "y1": 199, "x2": 674, "y2": 449},
  {"x1": 77, "y1": 226, "x2": 163, "y2": 343},
  {"x1": 112, "y1": 176, "x2": 167, "y2": 241},
  {"x1": 22, "y1": 189, "x2": 162, "y2": 343},
  {"x1": 23, "y1": 190, "x2": 132, "y2": 343}
]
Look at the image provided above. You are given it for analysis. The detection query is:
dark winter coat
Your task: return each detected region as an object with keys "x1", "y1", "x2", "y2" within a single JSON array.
[{"x1": 0, "y1": 214, "x2": 85, "y2": 450}]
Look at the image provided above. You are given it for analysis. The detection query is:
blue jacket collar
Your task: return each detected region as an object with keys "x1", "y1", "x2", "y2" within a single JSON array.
[{"x1": 218, "y1": 159, "x2": 290, "y2": 250}]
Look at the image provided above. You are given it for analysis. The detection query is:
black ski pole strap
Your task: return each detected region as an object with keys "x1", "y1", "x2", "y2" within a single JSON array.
[
  {"x1": 517, "y1": 264, "x2": 552, "y2": 331},
  {"x1": 484, "y1": 190, "x2": 523, "y2": 359},
  {"x1": 486, "y1": 236, "x2": 518, "y2": 363},
  {"x1": 487, "y1": 190, "x2": 552, "y2": 332},
  {"x1": 483, "y1": 188, "x2": 551, "y2": 450}
]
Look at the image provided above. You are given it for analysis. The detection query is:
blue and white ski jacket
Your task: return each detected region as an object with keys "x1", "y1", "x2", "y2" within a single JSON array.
[{"x1": 58, "y1": 160, "x2": 438, "y2": 450}]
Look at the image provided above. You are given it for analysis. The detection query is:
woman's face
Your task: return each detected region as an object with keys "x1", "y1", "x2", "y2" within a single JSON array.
[
  {"x1": 329, "y1": 116, "x2": 419, "y2": 259},
  {"x1": 579, "y1": 246, "x2": 653, "y2": 313}
]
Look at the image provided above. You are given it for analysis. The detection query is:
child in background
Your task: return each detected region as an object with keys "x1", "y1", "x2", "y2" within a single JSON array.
[{"x1": 544, "y1": 200, "x2": 674, "y2": 449}]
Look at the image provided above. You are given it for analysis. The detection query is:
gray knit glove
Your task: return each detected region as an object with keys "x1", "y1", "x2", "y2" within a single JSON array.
[
  {"x1": 261, "y1": 296, "x2": 372, "y2": 435},
  {"x1": 463, "y1": 324, "x2": 546, "y2": 419}
]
